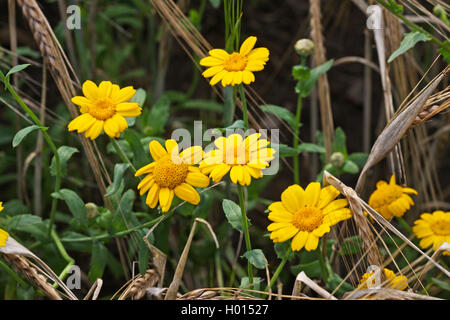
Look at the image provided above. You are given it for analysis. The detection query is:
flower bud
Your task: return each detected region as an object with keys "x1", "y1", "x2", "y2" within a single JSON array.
[
  {"x1": 85, "y1": 202, "x2": 98, "y2": 219},
  {"x1": 294, "y1": 39, "x2": 314, "y2": 57},
  {"x1": 330, "y1": 152, "x2": 345, "y2": 168}
]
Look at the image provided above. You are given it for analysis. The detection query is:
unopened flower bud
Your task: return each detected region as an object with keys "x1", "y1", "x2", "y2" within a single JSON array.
[
  {"x1": 85, "y1": 202, "x2": 98, "y2": 219},
  {"x1": 330, "y1": 152, "x2": 345, "y2": 168},
  {"x1": 295, "y1": 39, "x2": 314, "y2": 57}
]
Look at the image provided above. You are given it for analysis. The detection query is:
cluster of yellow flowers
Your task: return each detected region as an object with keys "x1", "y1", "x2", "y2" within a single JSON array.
[{"x1": 30, "y1": 35, "x2": 447, "y2": 291}]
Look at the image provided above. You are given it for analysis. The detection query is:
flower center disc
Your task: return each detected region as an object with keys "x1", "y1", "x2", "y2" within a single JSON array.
[
  {"x1": 430, "y1": 219, "x2": 450, "y2": 236},
  {"x1": 153, "y1": 156, "x2": 189, "y2": 189},
  {"x1": 224, "y1": 53, "x2": 248, "y2": 72},
  {"x1": 90, "y1": 98, "x2": 116, "y2": 120},
  {"x1": 292, "y1": 207, "x2": 323, "y2": 232}
]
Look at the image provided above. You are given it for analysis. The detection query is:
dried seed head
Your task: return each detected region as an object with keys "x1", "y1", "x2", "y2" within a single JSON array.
[
  {"x1": 295, "y1": 39, "x2": 314, "y2": 57},
  {"x1": 85, "y1": 202, "x2": 98, "y2": 219}
]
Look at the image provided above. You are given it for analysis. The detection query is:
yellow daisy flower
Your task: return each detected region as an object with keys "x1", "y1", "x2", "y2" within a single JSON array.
[
  {"x1": 368, "y1": 175, "x2": 418, "y2": 220},
  {"x1": 267, "y1": 182, "x2": 351, "y2": 251},
  {"x1": 135, "y1": 139, "x2": 210, "y2": 213},
  {"x1": 200, "y1": 36, "x2": 269, "y2": 86},
  {"x1": 0, "y1": 228, "x2": 8, "y2": 247},
  {"x1": 199, "y1": 133, "x2": 275, "y2": 186},
  {"x1": 68, "y1": 80, "x2": 142, "y2": 140},
  {"x1": 412, "y1": 210, "x2": 450, "y2": 256},
  {"x1": 359, "y1": 268, "x2": 408, "y2": 291},
  {"x1": 0, "y1": 202, "x2": 3, "y2": 212}
]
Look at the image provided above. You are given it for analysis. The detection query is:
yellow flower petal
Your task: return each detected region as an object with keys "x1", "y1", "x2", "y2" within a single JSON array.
[
  {"x1": 303, "y1": 182, "x2": 321, "y2": 207},
  {"x1": 85, "y1": 120, "x2": 104, "y2": 140},
  {"x1": 240, "y1": 36, "x2": 257, "y2": 56},
  {"x1": 185, "y1": 172, "x2": 210, "y2": 188},
  {"x1": 202, "y1": 66, "x2": 224, "y2": 78},
  {"x1": 146, "y1": 184, "x2": 160, "y2": 208},
  {"x1": 104, "y1": 118, "x2": 119, "y2": 138},
  {"x1": 208, "y1": 49, "x2": 229, "y2": 59},
  {"x1": 0, "y1": 228, "x2": 9, "y2": 247},
  {"x1": 111, "y1": 86, "x2": 136, "y2": 104},
  {"x1": 242, "y1": 70, "x2": 255, "y2": 85},
  {"x1": 135, "y1": 162, "x2": 156, "y2": 177},
  {"x1": 291, "y1": 231, "x2": 308, "y2": 251},
  {"x1": 82, "y1": 80, "x2": 98, "y2": 100},
  {"x1": 149, "y1": 140, "x2": 167, "y2": 161},
  {"x1": 304, "y1": 233, "x2": 319, "y2": 251},
  {"x1": 174, "y1": 183, "x2": 200, "y2": 205},
  {"x1": 98, "y1": 81, "x2": 113, "y2": 98},
  {"x1": 199, "y1": 56, "x2": 225, "y2": 67}
]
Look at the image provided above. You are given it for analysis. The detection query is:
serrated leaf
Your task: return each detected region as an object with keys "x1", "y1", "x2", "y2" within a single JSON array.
[
  {"x1": 88, "y1": 240, "x2": 108, "y2": 282},
  {"x1": 222, "y1": 199, "x2": 250, "y2": 232},
  {"x1": 260, "y1": 104, "x2": 296, "y2": 130},
  {"x1": 51, "y1": 189, "x2": 87, "y2": 228},
  {"x1": 50, "y1": 146, "x2": 79, "y2": 176},
  {"x1": 105, "y1": 163, "x2": 130, "y2": 197},
  {"x1": 7, "y1": 214, "x2": 47, "y2": 241},
  {"x1": 297, "y1": 143, "x2": 325, "y2": 153},
  {"x1": 12, "y1": 125, "x2": 46, "y2": 148},
  {"x1": 242, "y1": 249, "x2": 268, "y2": 270},
  {"x1": 388, "y1": 31, "x2": 430, "y2": 63},
  {"x1": 6, "y1": 64, "x2": 31, "y2": 78}
]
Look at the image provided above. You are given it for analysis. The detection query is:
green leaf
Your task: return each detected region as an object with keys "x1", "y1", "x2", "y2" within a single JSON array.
[
  {"x1": 291, "y1": 261, "x2": 322, "y2": 279},
  {"x1": 50, "y1": 146, "x2": 79, "y2": 176},
  {"x1": 6, "y1": 214, "x2": 48, "y2": 241},
  {"x1": 51, "y1": 189, "x2": 88, "y2": 228},
  {"x1": 274, "y1": 144, "x2": 299, "y2": 157},
  {"x1": 297, "y1": 143, "x2": 325, "y2": 153},
  {"x1": 292, "y1": 65, "x2": 310, "y2": 81},
  {"x1": 260, "y1": 104, "x2": 296, "y2": 130},
  {"x1": 138, "y1": 239, "x2": 150, "y2": 276},
  {"x1": 296, "y1": 59, "x2": 334, "y2": 97},
  {"x1": 326, "y1": 273, "x2": 354, "y2": 296},
  {"x1": 12, "y1": 125, "x2": 47, "y2": 148},
  {"x1": 209, "y1": 0, "x2": 221, "y2": 9},
  {"x1": 222, "y1": 199, "x2": 250, "y2": 232},
  {"x1": 88, "y1": 240, "x2": 108, "y2": 282},
  {"x1": 274, "y1": 242, "x2": 295, "y2": 262},
  {"x1": 342, "y1": 160, "x2": 359, "y2": 174},
  {"x1": 6, "y1": 64, "x2": 31, "y2": 78},
  {"x1": 347, "y1": 152, "x2": 369, "y2": 168},
  {"x1": 431, "y1": 277, "x2": 450, "y2": 291},
  {"x1": 123, "y1": 129, "x2": 147, "y2": 168},
  {"x1": 242, "y1": 249, "x2": 268, "y2": 270},
  {"x1": 388, "y1": 31, "x2": 430, "y2": 63},
  {"x1": 387, "y1": 0, "x2": 403, "y2": 15},
  {"x1": 147, "y1": 95, "x2": 170, "y2": 135},
  {"x1": 181, "y1": 99, "x2": 223, "y2": 112},
  {"x1": 338, "y1": 236, "x2": 363, "y2": 255},
  {"x1": 333, "y1": 127, "x2": 347, "y2": 155},
  {"x1": 438, "y1": 43, "x2": 450, "y2": 64},
  {"x1": 105, "y1": 163, "x2": 130, "y2": 197}
]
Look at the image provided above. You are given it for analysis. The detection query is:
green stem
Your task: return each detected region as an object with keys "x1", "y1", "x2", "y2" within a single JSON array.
[
  {"x1": 293, "y1": 96, "x2": 302, "y2": 185},
  {"x1": 265, "y1": 245, "x2": 291, "y2": 292},
  {"x1": 111, "y1": 137, "x2": 136, "y2": 174},
  {"x1": 318, "y1": 239, "x2": 329, "y2": 284},
  {"x1": 376, "y1": 0, "x2": 450, "y2": 52},
  {"x1": 61, "y1": 210, "x2": 175, "y2": 243},
  {"x1": 237, "y1": 184, "x2": 253, "y2": 286},
  {"x1": 396, "y1": 216, "x2": 413, "y2": 235},
  {"x1": 2, "y1": 78, "x2": 61, "y2": 238},
  {"x1": 239, "y1": 84, "x2": 249, "y2": 129},
  {"x1": 51, "y1": 229, "x2": 75, "y2": 287},
  {"x1": 0, "y1": 258, "x2": 29, "y2": 287},
  {"x1": 224, "y1": 85, "x2": 235, "y2": 126}
]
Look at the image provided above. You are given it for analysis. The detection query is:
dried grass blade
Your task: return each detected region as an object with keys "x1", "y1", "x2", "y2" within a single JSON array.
[{"x1": 356, "y1": 68, "x2": 448, "y2": 193}]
